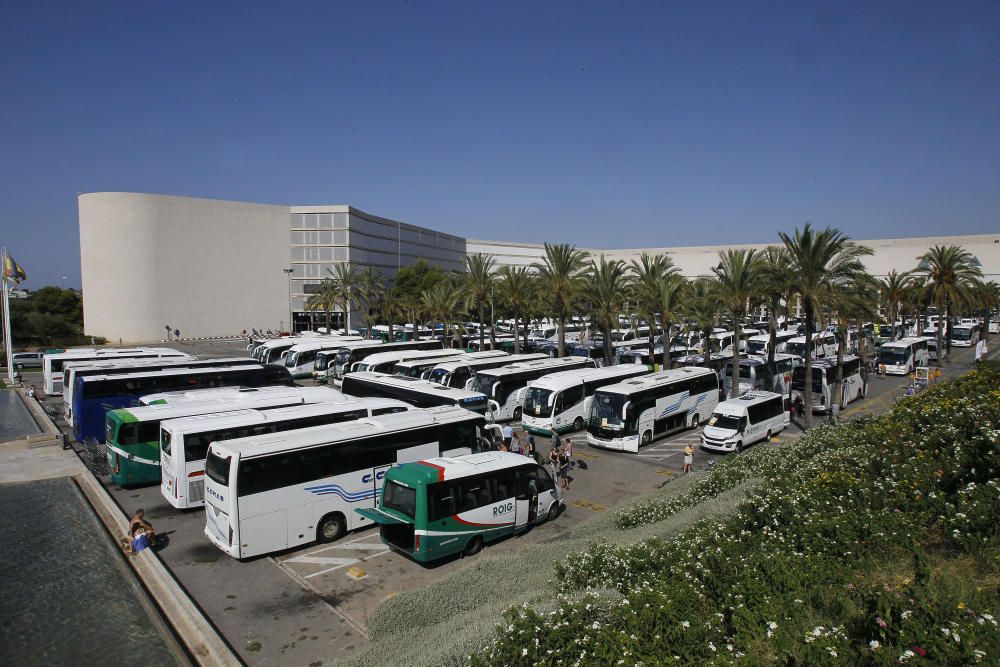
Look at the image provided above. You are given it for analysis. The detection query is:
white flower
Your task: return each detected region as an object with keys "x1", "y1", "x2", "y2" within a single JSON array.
[
  {"x1": 869, "y1": 640, "x2": 880, "y2": 650},
  {"x1": 522, "y1": 648, "x2": 528, "y2": 657},
  {"x1": 680, "y1": 620, "x2": 690, "y2": 628}
]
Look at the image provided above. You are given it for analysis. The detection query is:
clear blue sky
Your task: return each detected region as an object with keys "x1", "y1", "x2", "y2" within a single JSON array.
[{"x1": 2, "y1": 1, "x2": 998, "y2": 289}]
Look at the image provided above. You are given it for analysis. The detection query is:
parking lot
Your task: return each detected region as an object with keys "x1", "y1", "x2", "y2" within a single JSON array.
[{"x1": 24, "y1": 338, "x2": 983, "y2": 665}]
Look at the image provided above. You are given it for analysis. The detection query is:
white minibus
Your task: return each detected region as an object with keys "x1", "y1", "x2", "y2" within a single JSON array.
[
  {"x1": 791, "y1": 355, "x2": 866, "y2": 412},
  {"x1": 470, "y1": 357, "x2": 598, "y2": 422},
  {"x1": 701, "y1": 391, "x2": 788, "y2": 453},
  {"x1": 785, "y1": 332, "x2": 837, "y2": 361},
  {"x1": 520, "y1": 365, "x2": 650, "y2": 436},
  {"x1": 877, "y1": 338, "x2": 929, "y2": 376},
  {"x1": 160, "y1": 397, "x2": 410, "y2": 509},
  {"x1": 586, "y1": 367, "x2": 719, "y2": 452},
  {"x1": 203, "y1": 406, "x2": 499, "y2": 559}
]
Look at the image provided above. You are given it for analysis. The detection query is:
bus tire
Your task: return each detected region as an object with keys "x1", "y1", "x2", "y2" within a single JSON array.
[
  {"x1": 690, "y1": 413, "x2": 700, "y2": 429},
  {"x1": 765, "y1": 430, "x2": 772, "y2": 442},
  {"x1": 736, "y1": 440, "x2": 744, "y2": 453},
  {"x1": 513, "y1": 407, "x2": 522, "y2": 422},
  {"x1": 317, "y1": 513, "x2": 346, "y2": 544},
  {"x1": 641, "y1": 430, "x2": 651, "y2": 447},
  {"x1": 463, "y1": 536, "x2": 483, "y2": 557},
  {"x1": 573, "y1": 417, "x2": 584, "y2": 432},
  {"x1": 547, "y1": 502, "x2": 561, "y2": 523}
]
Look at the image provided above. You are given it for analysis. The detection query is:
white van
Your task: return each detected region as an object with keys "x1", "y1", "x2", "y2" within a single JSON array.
[{"x1": 700, "y1": 391, "x2": 788, "y2": 453}]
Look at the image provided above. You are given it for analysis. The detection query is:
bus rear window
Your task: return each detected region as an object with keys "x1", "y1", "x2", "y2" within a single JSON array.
[
  {"x1": 382, "y1": 481, "x2": 416, "y2": 518},
  {"x1": 205, "y1": 452, "x2": 232, "y2": 486}
]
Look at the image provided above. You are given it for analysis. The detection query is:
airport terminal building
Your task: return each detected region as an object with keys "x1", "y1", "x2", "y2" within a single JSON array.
[{"x1": 78, "y1": 192, "x2": 999, "y2": 341}]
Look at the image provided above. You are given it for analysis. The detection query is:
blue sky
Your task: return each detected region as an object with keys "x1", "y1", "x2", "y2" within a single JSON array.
[{"x1": 1, "y1": 1, "x2": 998, "y2": 289}]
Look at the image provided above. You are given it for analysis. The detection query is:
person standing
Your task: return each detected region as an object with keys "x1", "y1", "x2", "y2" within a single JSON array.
[
  {"x1": 502, "y1": 423, "x2": 514, "y2": 449},
  {"x1": 524, "y1": 435, "x2": 537, "y2": 462},
  {"x1": 510, "y1": 429, "x2": 522, "y2": 455},
  {"x1": 559, "y1": 449, "x2": 572, "y2": 491},
  {"x1": 682, "y1": 444, "x2": 694, "y2": 474}
]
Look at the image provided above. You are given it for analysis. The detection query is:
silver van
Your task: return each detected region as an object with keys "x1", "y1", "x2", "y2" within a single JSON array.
[{"x1": 11, "y1": 352, "x2": 44, "y2": 369}]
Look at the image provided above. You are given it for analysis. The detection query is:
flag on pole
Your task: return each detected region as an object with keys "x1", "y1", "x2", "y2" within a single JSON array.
[{"x1": 2, "y1": 254, "x2": 27, "y2": 284}]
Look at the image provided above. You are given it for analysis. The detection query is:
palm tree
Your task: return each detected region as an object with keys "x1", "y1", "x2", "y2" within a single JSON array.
[
  {"x1": 357, "y1": 266, "x2": 385, "y2": 339},
  {"x1": 464, "y1": 254, "x2": 497, "y2": 351},
  {"x1": 496, "y1": 266, "x2": 535, "y2": 354},
  {"x1": 655, "y1": 276, "x2": 688, "y2": 370},
  {"x1": 585, "y1": 257, "x2": 629, "y2": 366},
  {"x1": 831, "y1": 276, "x2": 877, "y2": 410},
  {"x1": 713, "y1": 248, "x2": 762, "y2": 398},
  {"x1": 327, "y1": 262, "x2": 361, "y2": 335},
  {"x1": 915, "y1": 245, "x2": 983, "y2": 361},
  {"x1": 628, "y1": 253, "x2": 680, "y2": 364},
  {"x1": 973, "y1": 280, "x2": 1000, "y2": 347},
  {"x1": 880, "y1": 270, "x2": 913, "y2": 337},
  {"x1": 378, "y1": 284, "x2": 403, "y2": 341},
  {"x1": 685, "y1": 278, "x2": 723, "y2": 366},
  {"x1": 758, "y1": 247, "x2": 793, "y2": 367},
  {"x1": 533, "y1": 243, "x2": 589, "y2": 357},
  {"x1": 421, "y1": 283, "x2": 462, "y2": 348},
  {"x1": 306, "y1": 277, "x2": 338, "y2": 333},
  {"x1": 780, "y1": 223, "x2": 873, "y2": 428}
]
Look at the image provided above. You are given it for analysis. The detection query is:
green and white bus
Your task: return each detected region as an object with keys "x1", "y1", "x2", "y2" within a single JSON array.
[
  {"x1": 203, "y1": 406, "x2": 500, "y2": 559},
  {"x1": 105, "y1": 386, "x2": 337, "y2": 487},
  {"x1": 356, "y1": 451, "x2": 564, "y2": 562}
]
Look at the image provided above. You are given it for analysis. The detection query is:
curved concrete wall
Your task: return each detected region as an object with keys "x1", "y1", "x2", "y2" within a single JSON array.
[{"x1": 80, "y1": 193, "x2": 290, "y2": 341}]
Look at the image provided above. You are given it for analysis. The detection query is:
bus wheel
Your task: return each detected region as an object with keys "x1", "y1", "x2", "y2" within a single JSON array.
[
  {"x1": 690, "y1": 413, "x2": 700, "y2": 428},
  {"x1": 513, "y1": 407, "x2": 522, "y2": 422},
  {"x1": 317, "y1": 513, "x2": 346, "y2": 543},
  {"x1": 641, "y1": 430, "x2": 651, "y2": 447},
  {"x1": 765, "y1": 430, "x2": 772, "y2": 442},
  {"x1": 463, "y1": 536, "x2": 483, "y2": 557},
  {"x1": 547, "y1": 502, "x2": 561, "y2": 523},
  {"x1": 736, "y1": 440, "x2": 744, "y2": 453},
  {"x1": 572, "y1": 417, "x2": 584, "y2": 432}
]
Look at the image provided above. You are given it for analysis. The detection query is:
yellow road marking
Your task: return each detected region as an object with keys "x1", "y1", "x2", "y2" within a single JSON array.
[
  {"x1": 575, "y1": 451, "x2": 599, "y2": 460},
  {"x1": 655, "y1": 469, "x2": 677, "y2": 477},
  {"x1": 571, "y1": 499, "x2": 606, "y2": 512}
]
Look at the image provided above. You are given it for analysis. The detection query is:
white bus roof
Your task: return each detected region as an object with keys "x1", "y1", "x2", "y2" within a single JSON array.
[
  {"x1": 526, "y1": 365, "x2": 649, "y2": 393},
  {"x1": 80, "y1": 363, "x2": 268, "y2": 383},
  {"x1": 160, "y1": 397, "x2": 410, "y2": 434},
  {"x1": 715, "y1": 390, "x2": 783, "y2": 413},
  {"x1": 795, "y1": 354, "x2": 860, "y2": 370},
  {"x1": 788, "y1": 333, "x2": 834, "y2": 344},
  {"x1": 141, "y1": 385, "x2": 342, "y2": 405},
  {"x1": 748, "y1": 330, "x2": 798, "y2": 342},
  {"x1": 46, "y1": 347, "x2": 181, "y2": 360},
  {"x1": 354, "y1": 348, "x2": 465, "y2": 367},
  {"x1": 729, "y1": 353, "x2": 799, "y2": 368},
  {"x1": 213, "y1": 405, "x2": 480, "y2": 460},
  {"x1": 881, "y1": 337, "x2": 926, "y2": 349},
  {"x1": 595, "y1": 366, "x2": 717, "y2": 397},
  {"x1": 285, "y1": 338, "x2": 364, "y2": 353},
  {"x1": 417, "y1": 451, "x2": 535, "y2": 481},
  {"x1": 475, "y1": 356, "x2": 593, "y2": 380},
  {"x1": 344, "y1": 372, "x2": 487, "y2": 401},
  {"x1": 429, "y1": 353, "x2": 546, "y2": 373}
]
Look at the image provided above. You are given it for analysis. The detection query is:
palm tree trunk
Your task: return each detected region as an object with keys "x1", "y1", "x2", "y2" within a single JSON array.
[
  {"x1": 326, "y1": 308, "x2": 332, "y2": 333},
  {"x1": 603, "y1": 320, "x2": 613, "y2": 367},
  {"x1": 944, "y1": 298, "x2": 952, "y2": 359},
  {"x1": 856, "y1": 317, "x2": 869, "y2": 383},
  {"x1": 803, "y1": 302, "x2": 814, "y2": 429},
  {"x1": 767, "y1": 300, "x2": 778, "y2": 368},
  {"x1": 834, "y1": 323, "x2": 846, "y2": 411},
  {"x1": 512, "y1": 314, "x2": 520, "y2": 354},
  {"x1": 703, "y1": 326, "x2": 713, "y2": 366},
  {"x1": 936, "y1": 296, "x2": 945, "y2": 364},
  {"x1": 730, "y1": 314, "x2": 741, "y2": 398},
  {"x1": 478, "y1": 299, "x2": 485, "y2": 351},
  {"x1": 523, "y1": 318, "x2": 529, "y2": 353},
  {"x1": 558, "y1": 311, "x2": 566, "y2": 358},
  {"x1": 661, "y1": 317, "x2": 671, "y2": 370}
]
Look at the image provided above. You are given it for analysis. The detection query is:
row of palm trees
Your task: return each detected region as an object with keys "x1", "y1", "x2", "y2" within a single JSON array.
[{"x1": 304, "y1": 225, "x2": 998, "y2": 428}]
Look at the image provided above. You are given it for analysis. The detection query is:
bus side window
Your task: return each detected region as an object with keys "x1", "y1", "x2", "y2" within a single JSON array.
[{"x1": 535, "y1": 466, "x2": 555, "y2": 492}]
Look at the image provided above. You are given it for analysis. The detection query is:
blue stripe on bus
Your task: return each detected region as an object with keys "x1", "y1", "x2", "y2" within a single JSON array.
[
  {"x1": 304, "y1": 484, "x2": 376, "y2": 501},
  {"x1": 658, "y1": 391, "x2": 690, "y2": 418}
]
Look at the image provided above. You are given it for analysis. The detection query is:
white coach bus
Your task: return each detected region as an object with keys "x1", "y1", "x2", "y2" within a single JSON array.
[
  {"x1": 790, "y1": 354, "x2": 866, "y2": 412},
  {"x1": 349, "y1": 348, "x2": 467, "y2": 374},
  {"x1": 283, "y1": 338, "x2": 363, "y2": 378},
  {"x1": 586, "y1": 367, "x2": 720, "y2": 453},
  {"x1": 877, "y1": 337, "x2": 930, "y2": 376},
  {"x1": 43, "y1": 348, "x2": 186, "y2": 396},
  {"x1": 160, "y1": 397, "x2": 411, "y2": 509},
  {"x1": 393, "y1": 350, "x2": 508, "y2": 379},
  {"x1": 520, "y1": 365, "x2": 650, "y2": 437},
  {"x1": 426, "y1": 353, "x2": 547, "y2": 390},
  {"x1": 785, "y1": 333, "x2": 837, "y2": 361},
  {"x1": 950, "y1": 323, "x2": 981, "y2": 348},
  {"x1": 470, "y1": 357, "x2": 598, "y2": 422},
  {"x1": 701, "y1": 391, "x2": 788, "y2": 453},
  {"x1": 203, "y1": 406, "x2": 498, "y2": 559},
  {"x1": 746, "y1": 330, "x2": 798, "y2": 357}
]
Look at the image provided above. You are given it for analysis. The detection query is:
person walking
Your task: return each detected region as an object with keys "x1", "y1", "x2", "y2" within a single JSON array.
[
  {"x1": 523, "y1": 435, "x2": 537, "y2": 462},
  {"x1": 682, "y1": 444, "x2": 694, "y2": 474},
  {"x1": 510, "y1": 429, "x2": 522, "y2": 455},
  {"x1": 548, "y1": 444, "x2": 561, "y2": 480},
  {"x1": 502, "y1": 423, "x2": 514, "y2": 449}
]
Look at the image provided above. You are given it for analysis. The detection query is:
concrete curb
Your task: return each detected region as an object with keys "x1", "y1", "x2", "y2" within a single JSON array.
[{"x1": 74, "y1": 472, "x2": 243, "y2": 667}]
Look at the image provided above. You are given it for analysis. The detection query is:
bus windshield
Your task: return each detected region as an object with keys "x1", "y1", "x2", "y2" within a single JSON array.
[
  {"x1": 724, "y1": 365, "x2": 753, "y2": 379},
  {"x1": 334, "y1": 349, "x2": 353, "y2": 366},
  {"x1": 747, "y1": 339, "x2": 767, "y2": 355},
  {"x1": 469, "y1": 375, "x2": 497, "y2": 397},
  {"x1": 952, "y1": 328, "x2": 972, "y2": 340},
  {"x1": 285, "y1": 353, "x2": 299, "y2": 367},
  {"x1": 314, "y1": 353, "x2": 333, "y2": 371},
  {"x1": 708, "y1": 413, "x2": 741, "y2": 431},
  {"x1": 590, "y1": 393, "x2": 627, "y2": 430},
  {"x1": 205, "y1": 452, "x2": 231, "y2": 486},
  {"x1": 523, "y1": 387, "x2": 554, "y2": 417},
  {"x1": 791, "y1": 367, "x2": 824, "y2": 394},
  {"x1": 382, "y1": 481, "x2": 416, "y2": 518},
  {"x1": 879, "y1": 347, "x2": 909, "y2": 365},
  {"x1": 786, "y1": 342, "x2": 808, "y2": 358},
  {"x1": 426, "y1": 368, "x2": 450, "y2": 385}
]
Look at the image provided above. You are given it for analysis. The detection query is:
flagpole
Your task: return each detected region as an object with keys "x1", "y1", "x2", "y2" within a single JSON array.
[{"x1": 2, "y1": 247, "x2": 14, "y2": 383}]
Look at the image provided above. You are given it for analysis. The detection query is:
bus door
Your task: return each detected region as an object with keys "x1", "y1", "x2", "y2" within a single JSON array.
[
  {"x1": 514, "y1": 471, "x2": 538, "y2": 528},
  {"x1": 371, "y1": 464, "x2": 392, "y2": 508}
]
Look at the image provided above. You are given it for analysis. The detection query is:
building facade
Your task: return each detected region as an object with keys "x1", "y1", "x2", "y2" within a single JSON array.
[{"x1": 79, "y1": 192, "x2": 998, "y2": 341}]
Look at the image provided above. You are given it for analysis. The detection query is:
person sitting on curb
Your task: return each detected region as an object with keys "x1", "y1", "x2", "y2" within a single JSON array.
[{"x1": 128, "y1": 509, "x2": 155, "y2": 553}]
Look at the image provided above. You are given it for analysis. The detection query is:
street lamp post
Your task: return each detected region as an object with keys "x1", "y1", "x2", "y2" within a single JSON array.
[{"x1": 283, "y1": 268, "x2": 294, "y2": 334}]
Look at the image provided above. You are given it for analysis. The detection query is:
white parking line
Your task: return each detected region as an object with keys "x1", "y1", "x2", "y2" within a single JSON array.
[
  {"x1": 287, "y1": 555, "x2": 357, "y2": 567},
  {"x1": 303, "y1": 549, "x2": 390, "y2": 579}
]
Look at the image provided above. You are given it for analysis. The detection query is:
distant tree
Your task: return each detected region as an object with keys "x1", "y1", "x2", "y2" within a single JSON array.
[
  {"x1": 496, "y1": 266, "x2": 535, "y2": 355},
  {"x1": 915, "y1": 245, "x2": 982, "y2": 361},
  {"x1": 628, "y1": 253, "x2": 680, "y2": 364},
  {"x1": 464, "y1": 254, "x2": 497, "y2": 351},
  {"x1": 357, "y1": 266, "x2": 386, "y2": 339},
  {"x1": 713, "y1": 248, "x2": 763, "y2": 398},
  {"x1": 585, "y1": 257, "x2": 629, "y2": 367},
  {"x1": 533, "y1": 243, "x2": 589, "y2": 357},
  {"x1": 685, "y1": 278, "x2": 723, "y2": 366},
  {"x1": 328, "y1": 263, "x2": 361, "y2": 334}
]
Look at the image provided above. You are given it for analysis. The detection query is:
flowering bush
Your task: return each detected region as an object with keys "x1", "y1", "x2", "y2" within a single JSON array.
[{"x1": 474, "y1": 369, "x2": 1000, "y2": 665}]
